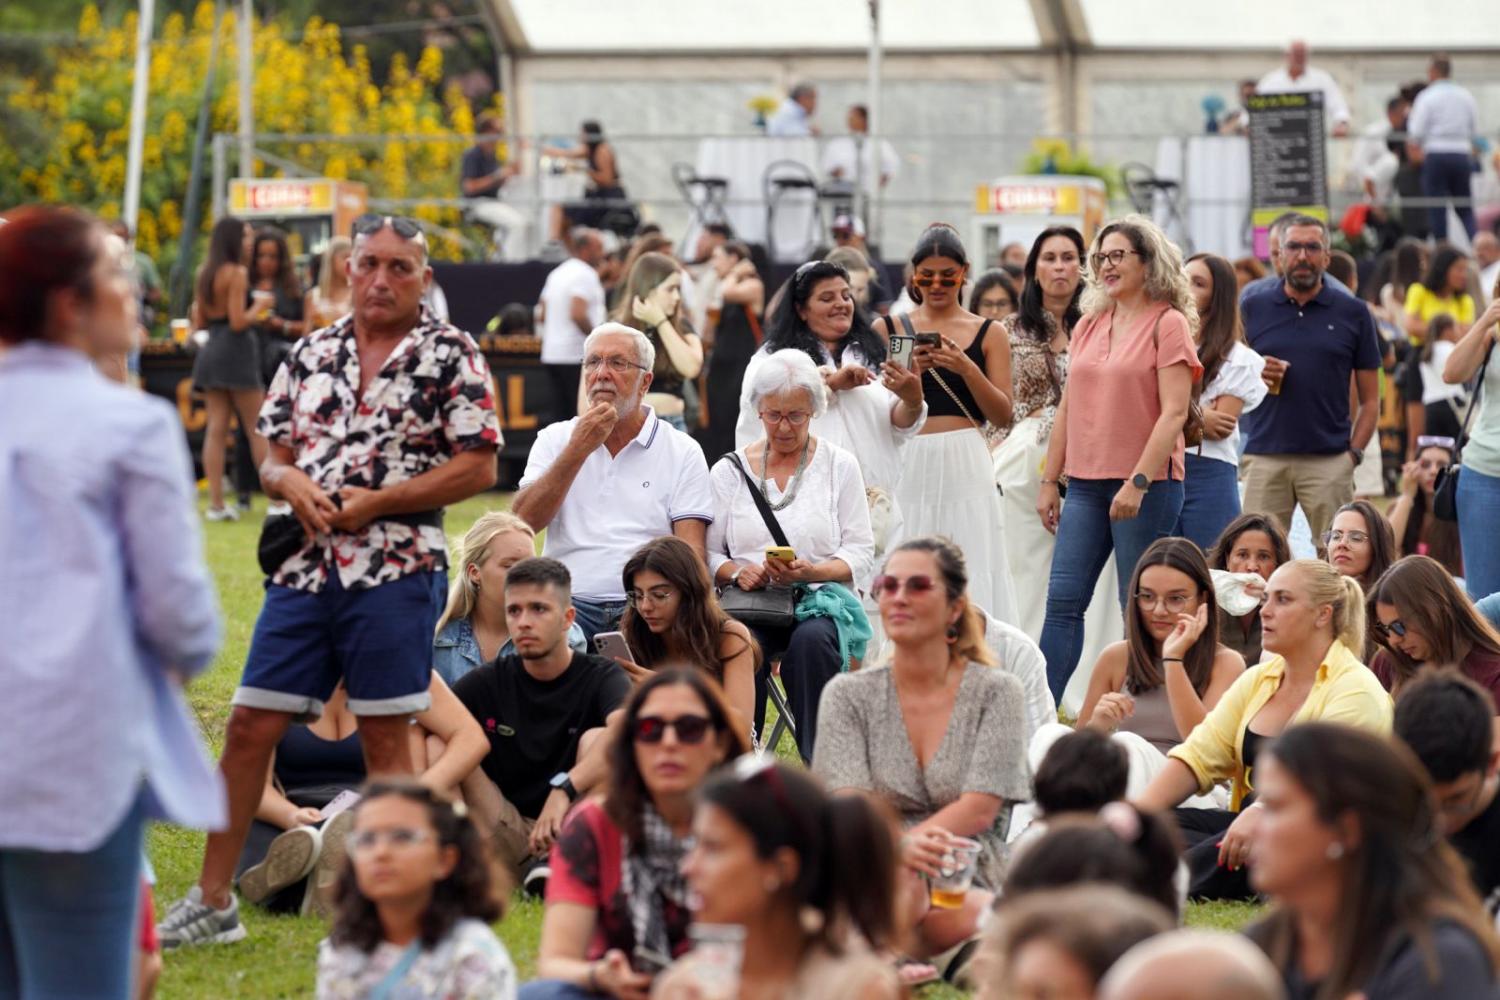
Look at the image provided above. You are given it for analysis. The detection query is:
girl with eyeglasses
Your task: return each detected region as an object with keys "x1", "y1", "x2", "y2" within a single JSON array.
[
  {"x1": 1389, "y1": 437, "x2": 1464, "y2": 576},
  {"x1": 1036, "y1": 215, "x2": 1203, "y2": 705},
  {"x1": 615, "y1": 537, "x2": 757, "y2": 744},
  {"x1": 524, "y1": 670, "x2": 748, "y2": 1000},
  {"x1": 655, "y1": 759, "x2": 901, "y2": 1000},
  {"x1": 318, "y1": 778, "x2": 515, "y2": 1000},
  {"x1": 1245, "y1": 724, "x2": 1500, "y2": 999},
  {"x1": 815, "y1": 537, "x2": 1030, "y2": 982},
  {"x1": 991, "y1": 227, "x2": 1124, "y2": 695},
  {"x1": 879, "y1": 225, "x2": 1019, "y2": 626},
  {"x1": 1136, "y1": 559, "x2": 1391, "y2": 902},
  {"x1": 1368, "y1": 555, "x2": 1500, "y2": 707},
  {"x1": 1322, "y1": 500, "x2": 1396, "y2": 659},
  {"x1": 1030, "y1": 538, "x2": 1245, "y2": 812}
]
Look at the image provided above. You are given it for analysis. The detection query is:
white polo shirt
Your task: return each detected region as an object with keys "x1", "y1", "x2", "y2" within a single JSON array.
[{"x1": 520, "y1": 407, "x2": 714, "y2": 601}]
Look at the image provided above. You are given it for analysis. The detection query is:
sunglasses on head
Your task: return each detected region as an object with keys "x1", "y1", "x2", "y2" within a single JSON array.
[
  {"x1": 1373, "y1": 619, "x2": 1408, "y2": 640},
  {"x1": 633, "y1": 714, "x2": 714, "y2": 745},
  {"x1": 730, "y1": 753, "x2": 809, "y2": 842},
  {"x1": 352, "y1": 214, "x2": 427, "y2": 245},
  {"x1": 870, "y1": 573, "x2": 938, "y2": 598}
]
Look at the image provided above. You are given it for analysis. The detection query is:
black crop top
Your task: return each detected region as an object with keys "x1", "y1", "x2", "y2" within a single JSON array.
[
  {"x1": 274, "y1": 725, "x2": 365, "y2": 793},
  {"x1": 887, "y1": 317, "x2": 992, "y2": 421}
]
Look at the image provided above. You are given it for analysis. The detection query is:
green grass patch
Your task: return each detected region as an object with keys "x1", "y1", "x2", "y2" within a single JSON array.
[{"x1": 152, "y1": 492, "x2": 1260, "y2": 998}]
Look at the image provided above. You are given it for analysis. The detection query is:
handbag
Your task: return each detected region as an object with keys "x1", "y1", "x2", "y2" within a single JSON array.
[
  {"x1": 1433, "y1": 343, "x2": 1493, "y2": 522},
  {"x1": 716, "y1": 454, "x2": 799, "y2": 630},
  {"x1": 256, "y1": 502, "x2": 445, "y2": 577}
]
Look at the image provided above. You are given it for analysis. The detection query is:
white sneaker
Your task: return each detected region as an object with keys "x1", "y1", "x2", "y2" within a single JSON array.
[
  {"x1": 238, "y1": 825, "x2": 322, "y2": 904},
  {"x1": 205, "y1": 505, "x2": 240, "y2": 522},
  {"x1": 156, "y1": 886, "x2": 248, "y2": 948}
]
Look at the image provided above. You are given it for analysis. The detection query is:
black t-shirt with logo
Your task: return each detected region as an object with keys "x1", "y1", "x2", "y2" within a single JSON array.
[{"x1": 452, "y1": 651, "x2": 630, "y2": 819}]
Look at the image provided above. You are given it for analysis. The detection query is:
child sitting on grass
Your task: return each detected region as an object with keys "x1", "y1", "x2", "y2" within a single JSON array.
[{"x1": 317, "y1": 779, "x2": 516, "y2": 1000}]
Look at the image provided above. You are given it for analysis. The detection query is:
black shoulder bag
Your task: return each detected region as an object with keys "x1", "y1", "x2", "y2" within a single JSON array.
[
  {"x1": 1433, "y1": 343, "x2": 1493, "y2": 522},
  {"x1": 716, "y1": 454, "x2": 799, "y2": 630}
]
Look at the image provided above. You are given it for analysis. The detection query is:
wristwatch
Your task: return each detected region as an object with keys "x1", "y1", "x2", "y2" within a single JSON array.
[
  {"x1": 1131, "y1": 473, "x2": 1150, "y2": 491},
  {"x1": 549, "y1": 771, "x2": 579, "y2": 802},
  {"x1": 1348, "y1": 447, "x2": 1364, "y2": 467}
]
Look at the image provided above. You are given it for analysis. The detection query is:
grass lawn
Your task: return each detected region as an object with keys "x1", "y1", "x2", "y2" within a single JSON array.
[{"x1": 151, "y1": 492, "x2": 1260, "y2": 998}]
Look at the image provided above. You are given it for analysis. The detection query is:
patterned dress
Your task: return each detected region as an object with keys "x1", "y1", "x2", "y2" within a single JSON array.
[{"x1": 316, "y1": 919, "x2": 516, "y2": 1000}]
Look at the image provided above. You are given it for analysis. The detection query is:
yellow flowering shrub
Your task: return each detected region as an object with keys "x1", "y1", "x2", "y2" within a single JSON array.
[{"x1": 2, "y1": 2, "x2": 504, "y2": 279}]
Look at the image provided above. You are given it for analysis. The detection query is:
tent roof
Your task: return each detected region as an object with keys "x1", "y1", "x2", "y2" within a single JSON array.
[{"x1": 495, "y1": 0, "x2": 1500, "y2": 53}]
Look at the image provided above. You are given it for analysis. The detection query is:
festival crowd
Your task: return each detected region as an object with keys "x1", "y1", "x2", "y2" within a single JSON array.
[{"x1": 3, "y1": 50, "x2": 1500, "y2": 1000}]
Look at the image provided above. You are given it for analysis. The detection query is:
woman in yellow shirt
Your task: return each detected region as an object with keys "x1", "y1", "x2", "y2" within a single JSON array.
[
  {"x1": 1404, "y1": 246, "x2": 1475, "y2": 342},
  {"x1": 1136, "y1": 559, "x2": 1391, "y2": 901}
]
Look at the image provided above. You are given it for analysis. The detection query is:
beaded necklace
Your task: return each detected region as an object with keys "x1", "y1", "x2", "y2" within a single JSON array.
[{"x1": 757, "y1": 438, "x2": 811, "y2": 511}]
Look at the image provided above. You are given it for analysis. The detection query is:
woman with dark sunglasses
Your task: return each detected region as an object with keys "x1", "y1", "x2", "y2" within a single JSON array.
[
  {"x1": 656, "y1": 759, "x2": 901, "y2": 1000},
  {"x1": 524, "y1": 670, "x2": 748, "y2": 1000},
  {"x1": 815, "y1": 537, "x2": 1030, "y2": 982},
  {"x1": 1369, "y1": 555, "x2": 1500, "y2": 707},
  {"x1": 885, "y1": 224, "x2": 1019, "y2": 625}
]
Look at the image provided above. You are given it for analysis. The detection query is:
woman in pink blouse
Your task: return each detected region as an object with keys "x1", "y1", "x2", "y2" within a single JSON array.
[{"x1": 1036, "y1": 215, "x2": 1202, "y2": 702}]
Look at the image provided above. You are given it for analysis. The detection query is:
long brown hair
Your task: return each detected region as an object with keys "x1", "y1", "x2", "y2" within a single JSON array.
[
  {"x1": 195, "y1": 215, "x2": 246, "y2": 307},
  {"x1": 1369, "y1": 555, "x2": 1500, "y2": 689},
  {"x1": 1209, "y1": 512, "x2": 1291, "y2": 573},
  {"x1": 1185, "y1": 253, "x2": 1243, "y2": 389},
  {"x1": 329, "y1": 778, "x2": 504, "y2": 953},
  {"x1": 619, "y1": 536, "x2": 758, "y2": 683},
  {"x1": 1123, "y1": 537, "x2": 1220, "y2": 695},
  {"x1": 1397, "y1": 444, "x2": 1463, "y2": 572},
  {"x1": 1332, "y1": 499, "x2": 1397, "y2": 594},
  {"x1": 603, "y1": 669, "x2": 749, "y2": 844},
  {"x1": 1249, "y1": 724, "x2": 1500, "y2": 1000},
  {"x1": 885, "y1": 536, "x2": 995, "y2": 666}
]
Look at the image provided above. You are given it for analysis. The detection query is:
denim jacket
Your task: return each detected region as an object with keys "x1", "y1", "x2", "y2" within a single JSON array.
[{"x1": 432, "y1": 617, "x2": 589, "y2": 685}]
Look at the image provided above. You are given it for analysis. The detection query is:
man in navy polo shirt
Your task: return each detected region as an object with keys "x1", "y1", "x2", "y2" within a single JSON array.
[{"x1": 1240, "y1": 215, "x2": 1381, "y2": 548}]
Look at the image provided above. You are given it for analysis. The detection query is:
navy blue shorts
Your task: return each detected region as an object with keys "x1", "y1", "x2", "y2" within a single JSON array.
[{"x1": 232, "y1": 570, "x2": 444, "y2": 719}]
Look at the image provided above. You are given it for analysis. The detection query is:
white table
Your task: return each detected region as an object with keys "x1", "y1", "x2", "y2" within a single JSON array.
[
  {"x1": 693, "y1": 137, "x2": 823, "y2": 262},
  {"x1": 1152, "y1": 136, "x2": 1254, "y2": 260}
]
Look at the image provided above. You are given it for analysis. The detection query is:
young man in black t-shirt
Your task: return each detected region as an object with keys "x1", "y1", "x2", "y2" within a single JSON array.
[
  {"x1": 454, "y1": 557, "x2": 630, "y2": 887},
  {"x1": 1394, "y1": 669, "x2": 1500, "y2": 912}
]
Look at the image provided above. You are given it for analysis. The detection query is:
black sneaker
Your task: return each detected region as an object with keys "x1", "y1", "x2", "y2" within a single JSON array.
[{"x1": 522, "y1": 858, "x2": 551, "y2": 898}]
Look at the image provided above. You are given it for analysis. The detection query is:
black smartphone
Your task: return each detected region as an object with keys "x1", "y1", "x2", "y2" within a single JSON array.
[{"x1": 914, "y1": 332, "x2": 941, "y2": 348}]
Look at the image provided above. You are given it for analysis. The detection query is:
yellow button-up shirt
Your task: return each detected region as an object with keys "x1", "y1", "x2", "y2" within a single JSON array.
[{"x1": 1167, "y1": 639, "x2": 1392, "y2": 810}]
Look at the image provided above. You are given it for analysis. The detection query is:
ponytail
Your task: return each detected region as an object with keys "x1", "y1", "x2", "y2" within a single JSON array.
[
  {"x1": 818, "y1": 795, "x2": 898, "y2": 952},
  {"x1": 1334, "y1": 574, "x2": 1367, "y2": 655},
  {"x1": 953, "y1": 601, "x2": 996, "y2": 666}
]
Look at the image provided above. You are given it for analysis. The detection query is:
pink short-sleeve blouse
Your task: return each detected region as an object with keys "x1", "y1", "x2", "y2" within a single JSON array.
[{"x1": 1064, "y1": 304, "x2": 1202, "y2": 482}]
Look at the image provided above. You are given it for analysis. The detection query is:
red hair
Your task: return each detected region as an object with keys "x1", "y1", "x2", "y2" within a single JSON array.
[{"x1": 0, "y1": 205, "x2": 104, "y2": 344}]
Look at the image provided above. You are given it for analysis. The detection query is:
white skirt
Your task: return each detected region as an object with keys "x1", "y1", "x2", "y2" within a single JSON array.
[
  {"x1": 993, "y1": 416, "x2": 1123, "y2": 714},
  {"x1": 894, "y1": 429, "x2": 1017, "y2": 625}
]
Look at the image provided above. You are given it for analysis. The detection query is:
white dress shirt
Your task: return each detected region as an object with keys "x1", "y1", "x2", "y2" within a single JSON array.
[
  {"x1": 1350, "y1": 119, "x2": 1399, "y2": 202},
  {"x1": 1408, "y1": 79, "x2": 1478, "y2": 155},
  {"x1": 1256, "y1": 65, "x2": 1351, "y2": 127},
  {"x1": 766, "y1": 99, "x2": 813, "y2": 138},
  {"x1": 821, "y1": 134, "x2": 899, "y2": 192}
]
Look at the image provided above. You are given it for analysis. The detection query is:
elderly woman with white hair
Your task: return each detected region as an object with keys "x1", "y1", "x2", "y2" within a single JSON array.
[{"x1": 709, "y1": 348, "x2": 875, "y2": 760}]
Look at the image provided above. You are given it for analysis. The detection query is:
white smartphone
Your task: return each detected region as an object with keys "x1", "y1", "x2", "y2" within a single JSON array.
[
  {"x1": 888, "y1": 333, "x2": 917, "y2": 370},
  {"x1": 594, "y1": 631, "x2": 633, "y2": 663}
]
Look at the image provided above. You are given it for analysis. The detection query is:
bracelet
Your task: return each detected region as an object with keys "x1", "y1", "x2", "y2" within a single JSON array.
[{"x1": 1040, "y1": 478, "x2": 1059, "y2": 486}]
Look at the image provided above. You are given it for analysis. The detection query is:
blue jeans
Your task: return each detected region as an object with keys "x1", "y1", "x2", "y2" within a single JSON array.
[
  {"x1": 0, "y1": 792, "x2": 145, "y2": 1000},
  {"x1": 519, "y1": 981, "x2": 601, "y2": 999},
  {"x1": 1420, "y1": 151, "x2": 1477, "y2": 241},
  {"x1": 1175, "y1": 453, "x2": 1241, "y2": 553},
  {"x1": 1458, "y1": 465, "x2": 1500, "y2": 599},
  {"x1": 1040, "y1": 477, "x2": 1185, "y2": 700},
  {"x1": 570, "y1": 598, "x2": 627, "y2": 644}
]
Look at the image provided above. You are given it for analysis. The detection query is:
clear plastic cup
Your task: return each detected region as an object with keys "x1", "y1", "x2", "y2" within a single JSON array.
[
  {"x1": 929, "y1": 836, "x2": 982, "y2": 909},
  {"x1": 687, "y1": 923, "x2": 746, "y2": 1000}
]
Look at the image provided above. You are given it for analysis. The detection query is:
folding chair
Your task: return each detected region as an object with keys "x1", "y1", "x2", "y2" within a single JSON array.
[{"x1": 759, "y1": 659, "x2": 798, "y2": 755}]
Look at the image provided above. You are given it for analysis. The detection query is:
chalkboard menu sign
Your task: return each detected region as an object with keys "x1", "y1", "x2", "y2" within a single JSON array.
[{"x1": 1247, "y1": 90, "x2": 1329, "y2": 257}]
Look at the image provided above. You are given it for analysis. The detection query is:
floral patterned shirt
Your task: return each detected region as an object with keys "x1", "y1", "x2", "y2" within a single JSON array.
[
  {"x1": 989, "y1": 312, "x2": 1070, "y2": 448},
  {"x1": 257, "y1": 309, "x2": 501, "y2": 592},
  {"x1": 316, "y1": 919, "x2": 517, "y2": 1000}
]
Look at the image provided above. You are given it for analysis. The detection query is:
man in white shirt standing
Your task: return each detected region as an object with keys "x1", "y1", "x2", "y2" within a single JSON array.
[
  {"x1": 537, "y1": 227, "x2": 605, "y2": 426},
  {"x1": 766, "y1": 83, "x2": 818, "y2": 138},
  {"x1": 1407, "y1": 53, "x2": 1479, "y2": 242},
  {"x1": 1475, "y1": 232, "x2": 1500, "y2": 305},
  {"x1": 1257, "y1": 40, "x2": 1351, "y2": 137},
  {"x1": 512, "y1": 323, "x2": 714, "y2": 640},
  {"x1": 821, "y1": 104, "x2": 898, "y2": 195}
]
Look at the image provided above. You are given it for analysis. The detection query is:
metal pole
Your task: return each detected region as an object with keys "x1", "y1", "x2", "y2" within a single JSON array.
[
  {"x1": 866, "y1": 0, "x2": 883, "y2": 250},
  {"x1": 237, "y1": 0, "x2": 253, "y2": 177},
  {"x1": 211, "y1": 133, "x2": 227, "y2": 221},
  {"x1": 123, "y1": 0, "x2": 155, "y2": 231}
]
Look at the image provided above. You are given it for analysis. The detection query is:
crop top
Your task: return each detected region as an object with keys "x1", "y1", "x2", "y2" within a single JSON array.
[{"x1": 885, "y1": 316, "x2": 992, "y2": 422}]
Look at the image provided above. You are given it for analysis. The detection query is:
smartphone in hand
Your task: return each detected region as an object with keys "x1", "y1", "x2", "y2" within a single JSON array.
[
  {"x1": 888, "y1": 334, "x2": 917, "y2": 370},
  {"x1": 765, "y1": 546, "x2": 796, "y2": 563},
  {"x1": 594, "y1": 631, "x2": 633, "y2": 663}
]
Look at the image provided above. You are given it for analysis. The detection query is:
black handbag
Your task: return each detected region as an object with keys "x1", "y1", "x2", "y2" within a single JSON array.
[
  {"x1": 256, "y1": 500, "x2": 445, "y2": 577},
  {"x1": 1433, "y1": 344, "x2": 1492, "y2": 522},
  {"x1": 716, "y1": 454, "x2": 799, "y2": 630}
]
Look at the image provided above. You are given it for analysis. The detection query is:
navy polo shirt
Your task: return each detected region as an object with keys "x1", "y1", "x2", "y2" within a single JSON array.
[{"x1": 1240, "y1": 279, "x2": 1382, "y2": 456}]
